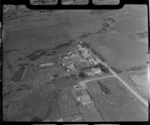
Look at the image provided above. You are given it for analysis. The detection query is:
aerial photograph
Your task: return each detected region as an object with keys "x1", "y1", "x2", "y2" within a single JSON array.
[{"x1": 3, "y1": 0, "x2": 148, "y2": 122}]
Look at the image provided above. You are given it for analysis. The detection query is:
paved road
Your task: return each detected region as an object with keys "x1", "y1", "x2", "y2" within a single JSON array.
[
  {"x1": 108, "y1": 66, "x2": 148, "y2": 107},
  {"x1": 80, "y1": 54, "x2": 148, "y2": 107},
  {"x1": 119, "y1": 74, "x2": 148, "y2": 100}
]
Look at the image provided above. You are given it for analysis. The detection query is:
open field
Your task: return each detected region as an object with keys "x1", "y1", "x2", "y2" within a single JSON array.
[
  {"x1": 3, "y1": 4, "x2": 148, "y2": 121},
  {"x1": 86, "y1": 77, "x2": 148, "y2": 121},
  {"x1": 49, "y1": 5, "x2": 148, "y2": 71},
  {"x1": 4, "y1": 6, "x2": 148, "y2": 72},
  {"x1": 120, "y1": 68, "x2": 149, "y2": 101}
]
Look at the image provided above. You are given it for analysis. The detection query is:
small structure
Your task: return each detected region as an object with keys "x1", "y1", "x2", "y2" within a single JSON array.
[
  {"x1": 73, "y1": 88, "x2": 92, "y2": 105},
  {"x1": 89, "y1": 58, "x2": 98, "y2": 65},
  {"x1": 40, "y1": 62, "x2": 54, "y2": 67},
  {"x1": 85, "y1": 67, "x2": 101, "y2": 76},
  {"x1": 63, "y1": 116, "x2": 73, "y2": 121},
  {"x1": 67, "y1": 63, "x2": 76, "y2": 71},
  {"x1": 79, "y1": 41, "x2": 83, "y2": 45},
  {"x1": 77, "y1": 44, "x2": 82, "y2": 48},
  {"x1": 91, "y1": 68, "x2": 101, "y2": 74},
  {"x1": 67, "y1": 51, "x2": 73, "y2": 56},
  {"x1": 43, "y1": 118, "x2": 51, "y2": 122},
  {"x1": 82, "y1": 50, "x2": 90, "y2": 59},
  {"x1": 67, "y1": 69, "x2": 70, "y2": 72},
  {"x1": 62, "y1": 53, "x2": 80, "y2": 66},
  {"x1": 80, "y1": 82, "x2": 87, "y2": 89},
  {"x1": 72, "y1": 114, "x2": 83, "y2": 121},
  {"x1": 74, "y1": 61, "x2": 90, "y2": 70},
  {"x1": 79, "y1": 94, "x2": 92, "y2": 105},
  {"x1": 57, "y1": 118, "x2": 63, "y2": 122},
  {"x1": 78, "y1": 46, "x2": 90, "y2": 60},
  {"x1": 74, "y1": 84, "x2": 82, "y2": 90}
]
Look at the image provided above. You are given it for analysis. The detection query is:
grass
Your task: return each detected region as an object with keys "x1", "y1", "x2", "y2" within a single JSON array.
[
  {"x1": 110, "y1": 67, "x2": 122, "y2": 73},
  {"x1": 11, "y1": 65, "x2": 26, "y2": 82},
  {"x1": 53, "y1": 41, "x2": 72, "y2": 50},
  {"x1": 80, "y1": 42, "x2": 107, "y2": 63},
  {"x1": 26, "y1": 49, "x2": 47, "y2": 61},
  {"x1": 125, "y1": 65, "x2": 147, "y2": 72}
]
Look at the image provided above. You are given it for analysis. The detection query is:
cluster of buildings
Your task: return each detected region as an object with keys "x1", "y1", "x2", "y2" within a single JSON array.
[
  {"x1": 32, "y1": 41, "x2": 109, "y2": 121},
  {"x1": 53, "y1": 83, "x2": 101, "y2": 122},
  {"x1": 71, "y1": 83, "x2": 103, "y2": 121},
  {"x1": 61, "y1": 41, "x2": 102, "y2": 76}
]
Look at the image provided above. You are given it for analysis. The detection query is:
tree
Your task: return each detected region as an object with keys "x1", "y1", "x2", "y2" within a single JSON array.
[
  {"x1": 30, "y1": 117, "x2": 43, "y2": 122},
  {"x1": 70, "y1": 74, "x2": 77, "y2": 79},
  {"x1": 100, "y1": 64, "x2": 109, "y2": 73},
  {"x1": 78, "y1": 71, "x2": 87, "y2": 78}
]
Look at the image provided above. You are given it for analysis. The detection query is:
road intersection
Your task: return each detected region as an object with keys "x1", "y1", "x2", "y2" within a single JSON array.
[{"x1": 79, "y1": 55, "x2": 148, "y2": 107}]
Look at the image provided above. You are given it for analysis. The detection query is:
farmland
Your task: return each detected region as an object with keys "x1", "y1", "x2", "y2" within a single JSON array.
[
  {"x1": 86, "y1": 77, "x2": 148, "y2": 121},
  {"x1": 3, "y1": 4, "x2": 148, "y2": 121}
]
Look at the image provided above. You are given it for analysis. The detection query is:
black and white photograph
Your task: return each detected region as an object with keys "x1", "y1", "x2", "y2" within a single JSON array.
[{"x1": 2, "y1": 0, "x2": 149, "y2": 122}]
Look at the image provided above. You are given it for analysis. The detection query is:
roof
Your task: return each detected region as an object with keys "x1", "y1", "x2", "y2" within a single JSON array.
[{"x1": 80, "y1": 94, "x2": 92, "y2": 105}]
